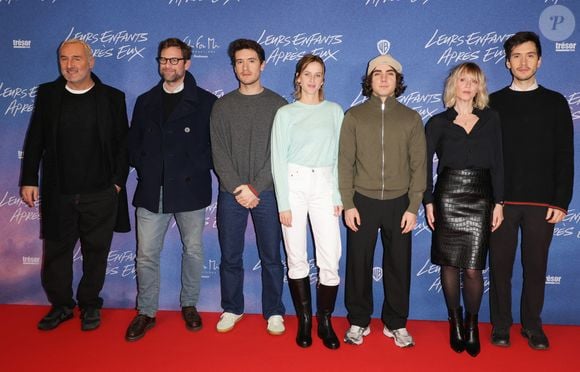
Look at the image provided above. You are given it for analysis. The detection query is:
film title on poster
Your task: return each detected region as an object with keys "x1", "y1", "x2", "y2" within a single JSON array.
[
  {"x1": 65, "y1": 27, "x2": 148, "y2": 61},
  {"x1": 365, "y1": 0, "x2": 430, "y2": 6},
  {"x1": 1, "y1": 82, "x2": 37, "y2": 117},
  {"x1": 425, "y1": 29, "x2": 513, "y2": 66},
  {"x1": 568, "y1": 92, "x2": 580, "y2": 121},
  {"x1": 257, "y1": 30, "x2": 342, "y2": 66},
  {"x1": 350, "y1": 90, "x2": 441, "y2": 121},
  {"x1": 0, "y1": 191, "x2": 40, "y2": 224},
  {"x1": 168, "y1": 0, "x2": 239, "y2": 5}
]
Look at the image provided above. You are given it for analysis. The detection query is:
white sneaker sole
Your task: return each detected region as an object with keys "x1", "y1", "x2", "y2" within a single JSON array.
[
  {"x1": 216, "y1": 314, "x2": 243, "y2": 333},
  {"x1": 267, "y1": 326, "x2": 285, "y2": 336},
  {"x1": 383, "y1": 327, "x2": 415, "y2": 348},
  {"x1": 344, "y1": 327, "x2": 371, "y2": 345}
]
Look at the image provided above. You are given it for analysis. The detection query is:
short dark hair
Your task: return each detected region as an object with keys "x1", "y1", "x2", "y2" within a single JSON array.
[
  {"x1": 503, "y1": 31, "x2": 542, "y2": 60},
  {"x1": 227, "y1": 39, "x2": 265, "y2": 66},
  {"x1": 361, "y1": 70, "x2": 407, "y2": 98},
  {"x1": 158, "y1": 38, "x2": 192, "y2": 60}
]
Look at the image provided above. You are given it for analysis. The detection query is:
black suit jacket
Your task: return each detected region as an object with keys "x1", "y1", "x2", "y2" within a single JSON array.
[{"x1": 20, "y1": 73, "x2": 131, "y2": 240}]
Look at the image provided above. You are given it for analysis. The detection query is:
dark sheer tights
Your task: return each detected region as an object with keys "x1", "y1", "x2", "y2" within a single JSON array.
[{"x1": 440, "y1": 265, "x2": 483, "y2": 314}]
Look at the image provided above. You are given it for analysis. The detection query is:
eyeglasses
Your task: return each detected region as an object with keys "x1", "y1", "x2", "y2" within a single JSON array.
[{"x1": 156, "y1": 57, "x2": 186, "y2": 65}]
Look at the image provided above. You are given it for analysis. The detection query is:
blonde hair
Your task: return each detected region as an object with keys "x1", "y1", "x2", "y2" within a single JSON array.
[
  {"x1": 59, "y1": 38, "x2": 94, "y2": 59},
  {"x1": 293, "y1": 54, "x2": 325, "y2": 101},
  {"x1": 443, "y1": 62, "x2": 489, "y2": 110}
]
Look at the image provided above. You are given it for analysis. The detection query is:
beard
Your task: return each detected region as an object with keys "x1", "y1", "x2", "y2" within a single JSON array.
[{"x1": 161, "y1": 69, "x2": 184, "y2": 83}]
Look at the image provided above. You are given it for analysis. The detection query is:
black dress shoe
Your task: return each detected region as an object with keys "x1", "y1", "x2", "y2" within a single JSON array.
[
  {"x1": 491, "y1": 327, "x2": 510, "y2": 347},
  {"x1": 182, "y1": 306, "x2": 202, "y2": 331},
  {"x1": 38, "y1": 307, "x2": 74, "y2": 330},
  {"x1": 126, "y1": 314, "x2": 156, "y2": 342},
  {"x1": 81, "y1": 308, "x2": 101, "y2": 331},
  {"x1": 521, "y1": 328, "x2": 549, "y2": 350}
]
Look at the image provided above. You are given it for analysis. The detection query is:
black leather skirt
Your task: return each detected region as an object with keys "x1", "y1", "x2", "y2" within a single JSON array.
[{"x1": 431, "y1": 168, "x2": 493, "y2": 270}]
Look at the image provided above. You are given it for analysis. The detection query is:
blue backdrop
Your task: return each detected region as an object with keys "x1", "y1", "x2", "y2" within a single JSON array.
[{"x1": 1, "y1": 0, "x2": 578, "y2": 325}]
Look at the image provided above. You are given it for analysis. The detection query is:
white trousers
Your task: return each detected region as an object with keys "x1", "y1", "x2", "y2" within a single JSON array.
[{"x1": 282, "y1": 164, "x2": 342, "y2": 286}]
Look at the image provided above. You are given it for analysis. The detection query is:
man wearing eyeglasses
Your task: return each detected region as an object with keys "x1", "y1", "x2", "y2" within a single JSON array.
[{"x1": 125, "y1": 38, "x2": 217, "y2": 341}]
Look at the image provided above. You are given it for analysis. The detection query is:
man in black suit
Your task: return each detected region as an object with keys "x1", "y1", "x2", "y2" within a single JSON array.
[
  {"x1": 20, "y1": 39, "x2": 130, "y2": 331},
  {"x1": 125, "y1": 38, "x2": 217, "y2": 341}
]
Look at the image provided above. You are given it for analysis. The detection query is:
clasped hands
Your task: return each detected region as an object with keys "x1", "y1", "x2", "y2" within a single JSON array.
[{"x1": 234, "y1": 184, "x2": 259, "y2": 209}]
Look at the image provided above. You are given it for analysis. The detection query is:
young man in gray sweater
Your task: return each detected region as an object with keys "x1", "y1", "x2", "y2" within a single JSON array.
[{"x1": 210, "y1": 39, "x2": 287, "y2": 335}]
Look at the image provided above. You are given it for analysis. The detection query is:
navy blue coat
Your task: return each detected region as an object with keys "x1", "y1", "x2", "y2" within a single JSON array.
[{"x1": 129, "y1": 71, "x2": 217, "y2": 213}]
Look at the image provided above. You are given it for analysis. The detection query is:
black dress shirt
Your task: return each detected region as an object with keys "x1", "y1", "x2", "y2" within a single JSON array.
[{"x1": 424, "y1": 107, "x2": 504, "y2": 204}]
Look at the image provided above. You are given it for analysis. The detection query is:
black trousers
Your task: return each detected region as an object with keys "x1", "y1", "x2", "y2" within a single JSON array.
[
  {"x1": 41, "y1": 186, "x2": 118, "y2": 310},
  {"x1": 345, "y1": 193, "x2": 411, "y2": 330},
  {"x1": 489, "y1": 204, "x2": 554, "y2": 331}
]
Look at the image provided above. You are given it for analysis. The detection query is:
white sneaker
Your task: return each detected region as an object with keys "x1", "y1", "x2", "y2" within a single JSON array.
[
  {"x1": 383, "y1": 326, "x2": 415, "y2": 347},
  {"x1": 216, "y1": 312, "x2": 243, "y2": 333},
  {"x1": 267, "y1": 315, "x2": 285, "y2": 335},
  {"x1": 344, "y1": 325, "x2": 371, "y2": 345}
]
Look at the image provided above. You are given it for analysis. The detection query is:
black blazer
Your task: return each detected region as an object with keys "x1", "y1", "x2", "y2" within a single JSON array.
[{"x1": 20, "y1": 73, "x2": 131, "y2": 239}]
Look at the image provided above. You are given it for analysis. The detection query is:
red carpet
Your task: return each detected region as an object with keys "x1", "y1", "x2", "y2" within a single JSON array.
[{"x1": 2, "y1": 304, "x2": 577, "y2": 371}]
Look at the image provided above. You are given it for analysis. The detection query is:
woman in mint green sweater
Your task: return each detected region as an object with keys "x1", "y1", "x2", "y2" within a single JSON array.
[{"x1": 271, "y1": 54, "x2": 344, "y2": 350}]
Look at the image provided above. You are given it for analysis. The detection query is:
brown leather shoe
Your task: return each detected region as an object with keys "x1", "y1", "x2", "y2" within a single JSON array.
[
  {"x1": 125, "y1": 314, "x2": 156, "y2": 342},
  {"x1": 182, "y1": 306, "x2": 202, "y2": 331}
]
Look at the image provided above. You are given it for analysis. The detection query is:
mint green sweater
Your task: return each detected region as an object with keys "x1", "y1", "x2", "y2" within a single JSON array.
[{"x1": 271, "y1": 100, "x2": 344, "y2": 212}]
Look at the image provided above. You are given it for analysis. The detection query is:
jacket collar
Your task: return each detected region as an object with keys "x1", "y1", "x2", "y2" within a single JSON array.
[
  {"x1": 444, "y1": 106, "x2": 484, "y2": 121},
  {"x1": 368, "y1": 94, "x2": 398, "y2": 110}
]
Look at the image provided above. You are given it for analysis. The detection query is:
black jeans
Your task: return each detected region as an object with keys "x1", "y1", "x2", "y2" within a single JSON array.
[
  {"x1": 41, "y1": 186, "x2": 118, "y2": 310},
  {"x1": 489, "y1": 204, "x2": 554, "y2": 331},
  {"x1": 345, "y1": 193, "x2": 412, "y2": 330}
]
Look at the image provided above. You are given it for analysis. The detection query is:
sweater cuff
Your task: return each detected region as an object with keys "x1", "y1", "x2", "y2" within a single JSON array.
[
  {"x1": 341, "y1": 190, "x2": 355, "y2": 210},
  {"x1": 407, "y1": 192, "x2": 422, "y2": 215},
  {"x1": 248, "y1": 184, "x2": 259, "y2": 197}
]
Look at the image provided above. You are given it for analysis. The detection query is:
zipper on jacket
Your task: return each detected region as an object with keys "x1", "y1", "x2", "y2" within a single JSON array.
[{"x1": 381, "y1": 102, "x2": 385, "y2": 199}]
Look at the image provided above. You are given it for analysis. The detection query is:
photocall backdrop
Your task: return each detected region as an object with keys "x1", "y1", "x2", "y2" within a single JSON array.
[{"x1": 1, "y1": 0, "x2": 578, "y2": 325}]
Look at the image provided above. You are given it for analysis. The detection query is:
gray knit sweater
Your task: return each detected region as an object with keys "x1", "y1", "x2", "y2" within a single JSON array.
[{"x1": 210, "y1": 88, "x2": 287, "y2": 194}]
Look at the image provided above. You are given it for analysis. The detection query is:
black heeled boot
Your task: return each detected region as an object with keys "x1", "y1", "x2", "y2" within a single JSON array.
[
  {"x1": 465, "y1": 312, "x2": 480, "y2": 357},
  {"x1": 288, "y1": 277, "x2": 312, "y2": 348},
  {"x1": 448, "y1": 307, "x2": 465, "y2": 353},
  {"x1": 317, "y1": 284, "x2": 340, "y2": 350}
]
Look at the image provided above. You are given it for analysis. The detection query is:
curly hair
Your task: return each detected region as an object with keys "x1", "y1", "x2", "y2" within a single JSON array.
[{"x1": 361, "y1": 70, "x2": 406, "y2": 98}]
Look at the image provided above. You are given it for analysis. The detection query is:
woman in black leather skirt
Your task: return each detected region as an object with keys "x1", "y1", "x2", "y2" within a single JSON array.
[{"x1": 424, "y1": 62, "x2": 504, "y2": 357}]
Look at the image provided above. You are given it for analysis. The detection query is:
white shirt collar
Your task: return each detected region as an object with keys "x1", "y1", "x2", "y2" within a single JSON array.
[
  {"x1": 509, "y1": 81, "x2": 539, "y2": 92},
  {"x1": 65, "y1": 83, "x2": 95, "y2": 94},
  {"x1": 163, "y1": 82, "x2": 184, "y2": 94}
]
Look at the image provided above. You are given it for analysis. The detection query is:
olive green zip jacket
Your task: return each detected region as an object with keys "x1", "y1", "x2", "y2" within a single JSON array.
[{"x1": 338, "y1": 94, "x2": 427, "y2": 214}]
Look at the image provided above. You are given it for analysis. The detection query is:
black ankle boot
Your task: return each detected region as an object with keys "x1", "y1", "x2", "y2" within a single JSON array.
[
  {"x1": 288, "y1": 277, "x2": 312, "y2": 348},
  {"x1": 448, "y1": 307, "x2": 465, "y2": 353},
  {"x1": 465, "y1": 312, "x2": 480, "y2": 357},
  {"x1": 317, "y1": 284, "x2": 340, "y2": 350}
]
